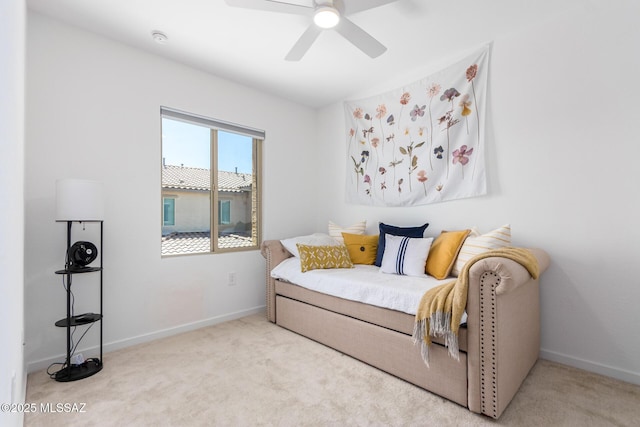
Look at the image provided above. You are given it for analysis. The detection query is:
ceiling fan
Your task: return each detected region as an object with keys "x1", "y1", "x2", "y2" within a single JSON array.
[{"x1": 225, "y1": 0, "x2": 400, "y2": 61}]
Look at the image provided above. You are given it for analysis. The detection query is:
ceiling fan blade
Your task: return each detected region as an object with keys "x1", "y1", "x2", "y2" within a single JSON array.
[
  {"x1": 334, "y1": 17, "x2": 387, "y2": 58},
  {"x1": 285, "y1": 25, "x2": 322, "y2": 61},
  {"x1": 341, "y1": 0, "x2": 400, "y2": 15},
  {"x1": 225, "y1": 0, "x2": 312, "y2": 15}
]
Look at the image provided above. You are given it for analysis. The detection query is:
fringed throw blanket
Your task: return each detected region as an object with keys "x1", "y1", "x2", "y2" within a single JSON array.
[{"x1": 412, "y1": 247, "x2": 540, "y2": 366}]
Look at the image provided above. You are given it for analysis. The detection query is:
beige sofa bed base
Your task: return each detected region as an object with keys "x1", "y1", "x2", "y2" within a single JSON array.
[{"x1": 261, "y1": 240, "x2": 550, "y2": 419}]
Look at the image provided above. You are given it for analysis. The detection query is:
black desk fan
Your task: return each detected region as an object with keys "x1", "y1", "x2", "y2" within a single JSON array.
[{"x1": 67, "y1": 241, "x2": 98, "y2": 271}]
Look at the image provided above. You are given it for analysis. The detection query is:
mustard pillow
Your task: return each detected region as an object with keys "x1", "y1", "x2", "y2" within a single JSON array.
[
  {"x1": 342, "y1": 233, "x2": 379, "y2": 265},
  {"x1": 425, "y1": 229, "x2": 471, "y2": 279},
  {"x1": 297, "y1": 244, "x2": 354, "y2": 272}
]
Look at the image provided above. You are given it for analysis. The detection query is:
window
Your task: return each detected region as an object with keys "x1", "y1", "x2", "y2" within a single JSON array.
[
  {"x1": 218, "y1": 200, "x2": 231, "y2": 225},
  {"x1": 163, "y1": 197, "x2": 175, "y2": 226},
  {"x1": 160, "y1": 107, "x2": 263, "y2": 256}
]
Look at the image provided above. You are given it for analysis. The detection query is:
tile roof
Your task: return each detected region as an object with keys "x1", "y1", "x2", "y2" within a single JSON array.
[
  {"x1": 162, "y1": 164, "x2": 252, "y2": 193},
  {"x1": 161, "y1": 231, "x2": 254, "y2": 255}
]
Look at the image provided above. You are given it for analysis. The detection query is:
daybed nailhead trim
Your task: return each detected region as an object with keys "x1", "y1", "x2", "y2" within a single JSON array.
[{"x1": 479, "y1": 271, "x2": 500, "y2": 419}]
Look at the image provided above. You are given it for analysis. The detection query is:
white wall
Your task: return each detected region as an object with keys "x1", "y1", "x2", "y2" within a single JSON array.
[
  {"x1": 0, "y1": 0, "x2": 27, "y2": 425},
  {"x1": 315, "y1": 1, "x2": 640, "y2": 384},
  {"x1": 25, "y1": 12, "x2": 318, "y2": 371}
]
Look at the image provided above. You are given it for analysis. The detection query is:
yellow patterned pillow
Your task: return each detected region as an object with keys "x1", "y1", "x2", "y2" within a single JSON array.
[
  {"x1": 451, "y1": 224, "x2": 511, "y2": 276},
  {"x1": 297, "y1": 244, "x2": 354, "y2": 272},
  {"x1": 342, "y1": 233, "x2": 379, "y2": 265},
  {"x1": 425, "y1": 229, "x2": 471, "y2": 279}
]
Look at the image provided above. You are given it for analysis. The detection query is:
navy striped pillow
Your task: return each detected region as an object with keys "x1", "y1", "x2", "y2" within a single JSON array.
[{"x1": 375, "y1": 222, "x2": 429, "y2": 267}]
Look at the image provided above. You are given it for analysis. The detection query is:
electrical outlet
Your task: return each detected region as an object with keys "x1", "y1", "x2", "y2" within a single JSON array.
[{"x1": 228, "y1": 272, "x2": 236, "y2": 286}]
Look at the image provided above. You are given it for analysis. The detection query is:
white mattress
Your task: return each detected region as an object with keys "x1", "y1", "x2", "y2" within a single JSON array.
[{"x1": 270, "y1": 257, "x2": 452, "y2": 316}]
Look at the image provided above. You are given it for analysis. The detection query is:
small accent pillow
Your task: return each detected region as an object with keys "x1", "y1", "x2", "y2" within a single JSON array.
[
  {"x1": 425, "y1": 229, "x2": 471, "y2": 279},
  {"x1": 281, "y1": 233, "x2": 340, "y2": 258},
  {"x1": 342, "y1": 232, "x2": 379, "y2": 265},
  {"x1": 380, "y1": 234, "x2": 433, "y2": 277},
  {"x1": 375, "y1": 222, "x2": 429, "y2": 267},
  {"x1": 297, "y1": 244, "x2": 354, "y2": 272},
  {"x1": 451, "y1": 224, "x2": 511, "y2": 276},
  {"x1": 328, "y1": 220, "x2": 366, "y2": 244}
]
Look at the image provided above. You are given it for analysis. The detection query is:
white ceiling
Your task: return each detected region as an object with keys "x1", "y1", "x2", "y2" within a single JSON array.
[{"x1": 27, "y1": 0, "x2": 586, "y2": 108}]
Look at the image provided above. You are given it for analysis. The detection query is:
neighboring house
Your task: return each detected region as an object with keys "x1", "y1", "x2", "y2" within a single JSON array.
[{"x1": 161, "y1": 164, "x2": 252, "y2": 236}]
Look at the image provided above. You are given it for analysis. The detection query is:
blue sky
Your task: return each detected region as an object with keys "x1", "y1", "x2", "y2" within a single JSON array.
[{"x1": 162, "y1": 118, "x2": 253, "y2": 173}]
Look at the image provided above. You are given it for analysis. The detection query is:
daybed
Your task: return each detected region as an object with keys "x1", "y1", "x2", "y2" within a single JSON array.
[{"x1": 260, "y1": 235, "x2": 550, "y2": 419}]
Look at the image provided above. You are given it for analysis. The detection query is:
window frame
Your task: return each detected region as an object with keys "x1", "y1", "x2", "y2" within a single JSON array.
[{"x1": 161, "y1": 107, "x2": 263, "y2": 256}]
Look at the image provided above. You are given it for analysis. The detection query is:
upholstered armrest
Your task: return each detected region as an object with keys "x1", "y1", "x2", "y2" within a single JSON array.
[
  {"x1": 465, "y1": 247, "x2": 549, "y2": 418},
  {"x1": 468, "y1": 248, "x2": 550, "y2": 295},
  {"x1": 260, "y1": 240, "x2": 294, "y2": 322}
]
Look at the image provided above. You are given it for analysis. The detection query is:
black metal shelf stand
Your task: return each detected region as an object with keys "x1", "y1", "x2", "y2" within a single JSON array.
[{"x1": 53, "y1": 220, "x2": 103, "y2": 382}]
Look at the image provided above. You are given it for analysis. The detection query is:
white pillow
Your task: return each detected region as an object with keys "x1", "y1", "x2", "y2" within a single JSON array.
[
  {"x1": 451, "y1": 224, "x2": 511, "y2": 276},
  {"x1": 328, "y1": 220, "x2": 366, "y2": 244},
  {"x1": 281, "y1": 233, "x2": 340, "y2": 258},
  {"x1": 380, "y1": 234, "x2": 433, "y2": 277}
]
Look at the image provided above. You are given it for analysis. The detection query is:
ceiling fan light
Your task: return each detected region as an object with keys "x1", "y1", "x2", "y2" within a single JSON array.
[{"x1": 313, "y1": 7, "x2": 340, "y2": 29}]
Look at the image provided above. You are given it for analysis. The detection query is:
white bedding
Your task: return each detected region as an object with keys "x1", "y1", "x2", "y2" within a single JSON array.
[{"x1": 270, "y1": 257, "x2": 452, "y2": 316}]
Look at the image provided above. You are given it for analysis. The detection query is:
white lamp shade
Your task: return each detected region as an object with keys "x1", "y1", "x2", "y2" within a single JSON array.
[{"x1": 55, "y1": 179, "x2": 105, "y2": 221}]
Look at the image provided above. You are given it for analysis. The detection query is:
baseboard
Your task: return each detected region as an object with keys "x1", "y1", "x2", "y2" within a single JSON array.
[
  {"x1": 27, "y1": 306, "x2": 266, "y2": 374},
  {"x1": 539, "y1": 348, "x2": 640, "y2": 386}
]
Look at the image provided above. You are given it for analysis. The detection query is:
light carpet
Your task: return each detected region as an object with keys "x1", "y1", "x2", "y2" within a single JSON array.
[{"x1": 25, "y1": 314, "x2": 640, "y2": 426}]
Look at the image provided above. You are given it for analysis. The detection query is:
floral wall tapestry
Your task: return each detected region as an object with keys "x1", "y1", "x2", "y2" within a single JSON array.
[{"x1": 344, "y1": 45, "x2": 490, "y2": 206}]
